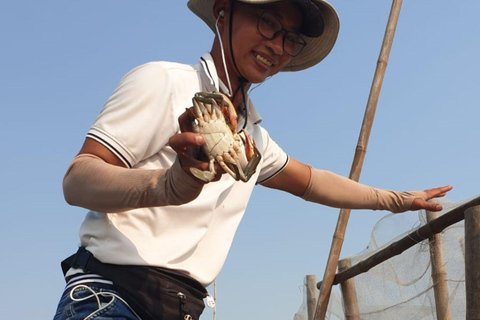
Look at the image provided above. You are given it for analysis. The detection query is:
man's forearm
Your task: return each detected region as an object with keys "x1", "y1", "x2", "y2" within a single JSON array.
[
  {"x1": 301, "y1": 167, "x2": 427, "y2": 213},
  {"x1": 63, "y1": 153, "x2": 203, "y2": 212}
]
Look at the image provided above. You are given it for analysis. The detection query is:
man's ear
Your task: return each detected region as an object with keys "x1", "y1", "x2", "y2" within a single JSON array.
[{"x1": 213, "y1": 0, "x2": 228, "y2": 24}]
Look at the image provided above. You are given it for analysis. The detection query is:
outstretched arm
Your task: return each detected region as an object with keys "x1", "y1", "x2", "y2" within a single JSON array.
[{"x1": 261, "y1": 158, "x2": 452, "y2": 213}]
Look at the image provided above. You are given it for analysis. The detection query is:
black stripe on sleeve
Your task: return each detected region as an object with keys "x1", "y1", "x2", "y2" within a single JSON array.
[
  {"x1": 86, "y1": 133, "x2": 132, "y2": 168},
  {"x1": 256, "y1": 155, "x2": 290, "y2": 185}
]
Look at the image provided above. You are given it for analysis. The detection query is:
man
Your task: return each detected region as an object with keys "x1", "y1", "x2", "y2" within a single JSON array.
[{"x1": 54, "y1": 1, "x2": 451, "y2": 319}]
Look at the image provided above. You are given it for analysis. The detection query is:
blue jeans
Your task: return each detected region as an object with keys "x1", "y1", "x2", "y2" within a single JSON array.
[{"x1": 53, "y1": 281, "x2": 141, "y2": 320}]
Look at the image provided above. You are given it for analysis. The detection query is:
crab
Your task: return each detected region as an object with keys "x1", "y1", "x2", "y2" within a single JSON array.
[{"x1": 188, "y1": 92, "x2": 261, "y2": 183}]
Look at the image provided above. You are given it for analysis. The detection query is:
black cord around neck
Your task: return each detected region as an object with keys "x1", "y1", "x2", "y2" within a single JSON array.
[
  {"x1": 228, "y1": 1, "x2": 249, "y2": 86},
  {"x1": 227, "y1": 1, "x2": 249, "y2": 132}
]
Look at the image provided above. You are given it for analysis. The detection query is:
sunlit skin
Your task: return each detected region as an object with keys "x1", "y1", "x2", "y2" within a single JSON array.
[
  {"x1": 76, "y1": 0, "x2": 453, "y2": 212},
  {"x1": 211, "y1": 0, "x2": 302, "y2": 107}
]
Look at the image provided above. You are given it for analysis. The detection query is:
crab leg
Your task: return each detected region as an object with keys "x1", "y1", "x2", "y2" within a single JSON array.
[
  {"x1": 196, "y1": 93, "x2": 238, "y2": 133},
  {"x1": 191, "y1": 99, "x2": 207, "y2": 124},
  {"x1": 195, "y1": 96, "x2": 214, "y2": 117},
  {"x1": 189, "y1": 156, "x2": 216, "y2": 182},
  {"x1": 217, "y1": 156, "x2": 238, "y2": 180}
]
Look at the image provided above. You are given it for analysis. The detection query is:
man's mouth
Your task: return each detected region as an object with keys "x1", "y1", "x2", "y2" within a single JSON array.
[{"x1": 255, "y1": 54, "x2": 273, "y2": 67}]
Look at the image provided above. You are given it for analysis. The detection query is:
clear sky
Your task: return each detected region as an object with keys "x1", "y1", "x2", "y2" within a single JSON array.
[{"x1": 1, "y1": 1, "x2": 479, "y2": 319}]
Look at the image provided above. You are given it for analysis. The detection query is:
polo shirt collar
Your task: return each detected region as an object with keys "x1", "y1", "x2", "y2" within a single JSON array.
[{"x1": 199, "y1": 53, "x2": 262, "y2": 125}]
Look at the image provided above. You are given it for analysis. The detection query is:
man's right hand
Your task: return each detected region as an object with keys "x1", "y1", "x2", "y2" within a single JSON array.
[{"x1": 169, "y1": 110, "x2": 224, "y2": 183}]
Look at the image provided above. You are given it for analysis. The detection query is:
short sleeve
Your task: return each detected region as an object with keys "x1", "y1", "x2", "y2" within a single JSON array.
[
  {"x1": 256, "y1": 126, "x2": 289, "y2": 184},
  {"x1": 87, "y1": 63, "x2": 177, "y2": 168}
]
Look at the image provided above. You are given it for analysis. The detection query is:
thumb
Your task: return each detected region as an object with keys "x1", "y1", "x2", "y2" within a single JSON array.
[
  {"x1": 169, "y1": 132, "x2": 204, "y2": 152},
  {"x1": 411, "y1": 198, "x2": 443, "y2": 212}
]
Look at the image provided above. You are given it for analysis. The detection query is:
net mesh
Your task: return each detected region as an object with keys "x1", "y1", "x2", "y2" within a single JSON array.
[{"x1": 294, "y1": 197, "x2": 475, "y2": 320}]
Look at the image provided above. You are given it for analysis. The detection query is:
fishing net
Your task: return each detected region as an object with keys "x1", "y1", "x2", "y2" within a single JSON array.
[{"x1": 294, "y1": 197, "x2": 474, "y2": 320}]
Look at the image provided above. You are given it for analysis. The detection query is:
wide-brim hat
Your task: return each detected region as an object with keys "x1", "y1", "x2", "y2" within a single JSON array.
[{"x1": 187, "y1": 0, "x2": 340, "y2": 72}]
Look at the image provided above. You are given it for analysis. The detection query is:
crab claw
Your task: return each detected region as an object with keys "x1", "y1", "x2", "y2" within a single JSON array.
[
  {"x1": 221, "y1": 99, "x2": 238, "y2": 133},
  {"x1": 240, "y1": 130, "x2": 255, "y2": 161},
  {"x1": 237, "y1": 130, "x2": 261, "y2": 182}
]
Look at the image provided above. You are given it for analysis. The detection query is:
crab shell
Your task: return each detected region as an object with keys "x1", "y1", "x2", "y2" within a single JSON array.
[{"x1": 188, "y1": 92, "x2": 261, "y2": 182}]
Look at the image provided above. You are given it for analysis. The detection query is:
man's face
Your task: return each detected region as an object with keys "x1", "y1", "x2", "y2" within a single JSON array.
[{"x1": 225, "y1": 1, "x2": 303, "y2": 83}]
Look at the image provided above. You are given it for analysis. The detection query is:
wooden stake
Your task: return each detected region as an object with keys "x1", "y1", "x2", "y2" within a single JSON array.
[
  {"x1": 426, "y1": 210, "x2": 452, "y2": 320},
  {"x1": 306, "y1": 275, "x2": 318, "y2": 320},
  {"x1": 338, "y1": 259, "x2": 360, "y2": 320},
  {"x1": 314, "y1": 1, "x2": 404, "y2": 319},
  {"x1": 465, "y1": 205, "x2": 480, "y2": 320}
]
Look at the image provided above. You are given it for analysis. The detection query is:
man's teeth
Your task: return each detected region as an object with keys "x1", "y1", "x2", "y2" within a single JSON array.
[{"x1": 256, "y1": 54, "x2": 272, "y2": 66}]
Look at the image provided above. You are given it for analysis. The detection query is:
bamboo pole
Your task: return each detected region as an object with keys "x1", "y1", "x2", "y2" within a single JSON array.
[
  {"x1": 314, "y1": 1, "x2": 404, "y2": 319},
  {"x1": 306, "y1": 275, "x2": 318, "y2": 320},
  {"x1": 318, "y1": 196, "x2": 480, "y2": 286},
  {"x1": 465, "y1": 205, "x2": 480, "y2": 320},
  {"x1": 426, "y1": 210, "x2": 452, "y2": 320},
  {"x1": 213, "y1": 279, "x2": 217, "y2": 320},
  {"x1": 338, "y1": 259, "x2": 360, "y2": 320}
]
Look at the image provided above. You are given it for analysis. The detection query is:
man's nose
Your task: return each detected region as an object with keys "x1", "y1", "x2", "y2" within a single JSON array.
[{"x1": 266, "y1": 32, "x2": 284, "y2": 55}]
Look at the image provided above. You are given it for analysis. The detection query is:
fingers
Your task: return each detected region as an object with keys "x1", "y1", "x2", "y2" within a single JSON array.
[
  {"x1": 425, "y1": 185, "x2": 453, "y2": 200},
  {"x1": 168, "y1": 132, "x2": 223, "y2": 183},
  {"x1": 410, "y1": 185, "x2": 453, "y2": 212},
  {"x1": 178, "y1": 108, "x2": 195, "y2": 133}
]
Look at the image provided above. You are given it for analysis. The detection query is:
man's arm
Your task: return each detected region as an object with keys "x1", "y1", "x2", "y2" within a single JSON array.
[
  {"x1": 261, "y1": 158, "x2": 452, "y2": 213},
  {"x1": 63, "y1": 133, "x2": 216, "y2": 212}
]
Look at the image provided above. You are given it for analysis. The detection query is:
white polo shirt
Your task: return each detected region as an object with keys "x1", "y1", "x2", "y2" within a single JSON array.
[{"x1": 79, "y1": 53, "x2": 289, "y2": 286}]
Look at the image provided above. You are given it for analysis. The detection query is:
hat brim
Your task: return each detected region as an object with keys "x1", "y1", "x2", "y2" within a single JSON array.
[{"x1": 187, "y1": 0, "x2": 339, "y2": 72}]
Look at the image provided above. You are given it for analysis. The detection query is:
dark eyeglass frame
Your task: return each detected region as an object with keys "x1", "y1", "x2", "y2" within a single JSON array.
[{"x1": 255, "y1": 9, "x2": 307, "y2": 57}]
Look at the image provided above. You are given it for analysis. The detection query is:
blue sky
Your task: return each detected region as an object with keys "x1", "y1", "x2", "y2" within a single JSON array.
[{"x1": 1, "y1": 1, "x2": 479, "y2": 319}]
